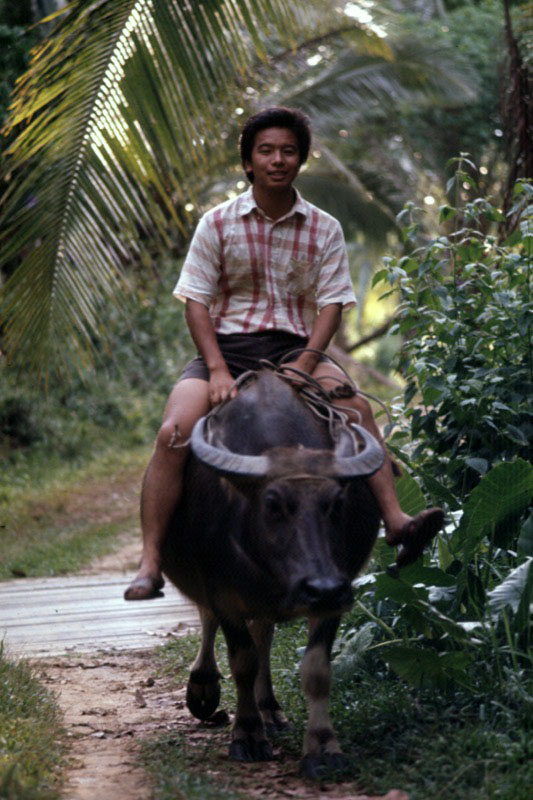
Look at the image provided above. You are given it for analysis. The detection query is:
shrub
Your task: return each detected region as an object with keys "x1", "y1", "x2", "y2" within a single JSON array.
[
  {"x1": 364, "y1": 169, "x2": 533, "y2": 681},
  {"x1": 376, "y1": 171, "x2": 532, "y2": 499}
]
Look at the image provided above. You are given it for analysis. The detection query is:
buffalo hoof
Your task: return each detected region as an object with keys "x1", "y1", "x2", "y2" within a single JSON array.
[
  {"x1": 202, "y1": 709, "x2": 230, "y2": 727},
  {"x1": 229, "y1": 736, "x2": 273, "y2": 762},
  {"x1": 300, "y1": 752, "x2": 349, "y2": 780},
  {"x1": 186, "y1": 678, "x2": 220, "y2": 721}
]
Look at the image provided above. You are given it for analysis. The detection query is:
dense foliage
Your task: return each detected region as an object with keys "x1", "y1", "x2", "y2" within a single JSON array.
[
  {"x1": 400, "y1": 1, "x2": 504, "y2": 182},
  {"x1": 360, "y1": 170, "x2": 533, "y2": 693},
  {"x1": 381, "y1": 170, "x2": 532, "y2": 495},
  {"x1": 0, "y1": 256, "x2": 193, "y2": 481}
]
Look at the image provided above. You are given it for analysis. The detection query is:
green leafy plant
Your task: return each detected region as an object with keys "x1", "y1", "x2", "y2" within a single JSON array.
[
  {"x1": 355, "y1": 169, "x2": 533, "y2": 689},
  {"x1": 376, "y1": 172, "x2": 532, "y2": 499}
]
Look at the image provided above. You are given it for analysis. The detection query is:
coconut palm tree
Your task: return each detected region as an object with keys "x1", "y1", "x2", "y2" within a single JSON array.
[{"x1": 0, "y1": 0, "x2": 479, "y2": 377}]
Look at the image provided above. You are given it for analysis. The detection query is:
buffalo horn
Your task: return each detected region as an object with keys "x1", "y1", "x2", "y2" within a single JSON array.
[
  {"x1": 191, "y1": 416, "x2": 270, "y2": 477},
  {"x1": 192, "y1": 416, "x2": 384, "y2": 480},
  {"x1": 332, "y1": 424, "x2": 385, "y2": 478}
]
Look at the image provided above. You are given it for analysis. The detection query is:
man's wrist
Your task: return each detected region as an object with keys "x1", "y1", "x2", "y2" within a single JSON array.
[
  {"x1": 207, "y1": 360, "x2": 230, "y2": 374},
  {"x1": 294, "y1": 352, "x2": 320, "y2": 374}
]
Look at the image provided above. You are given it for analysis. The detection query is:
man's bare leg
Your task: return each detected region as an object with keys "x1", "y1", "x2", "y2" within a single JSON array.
[
  {"x1": 312, "y1": 364, "x2": 443, "y2": 565},
  {"x1": 124, "y1": 378, "x2": 210, "y2": 600}
]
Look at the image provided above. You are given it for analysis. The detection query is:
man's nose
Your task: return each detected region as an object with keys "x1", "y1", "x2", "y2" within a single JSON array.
[{"x1": 272, "y1": 149, "x2": 284, "y2": 163}]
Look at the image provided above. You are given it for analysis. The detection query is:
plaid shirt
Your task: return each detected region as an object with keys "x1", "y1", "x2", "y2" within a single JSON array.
[{"x1": 174, "y1": 187, "x2": 356, "y2": 338}]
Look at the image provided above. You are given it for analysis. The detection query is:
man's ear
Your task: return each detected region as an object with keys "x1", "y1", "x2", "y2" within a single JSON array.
[{"x1": 243, "y1": 162, "x2": 254, "y2": 183}]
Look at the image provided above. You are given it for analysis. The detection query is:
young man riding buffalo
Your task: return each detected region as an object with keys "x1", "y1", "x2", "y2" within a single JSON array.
[{"x1": 125, "y1": 107, "x2": 443, "y2": 601}]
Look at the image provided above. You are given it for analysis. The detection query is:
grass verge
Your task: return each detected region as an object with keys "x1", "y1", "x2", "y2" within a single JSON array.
[
  {"x1": 141, "y1": 615, "x2": 532, "y2": 800},
  {"x1": 0, "y1": 644, "x2": 65, "y2": 800},
  {"x1": 0, "y1": 444, "x2": 150, "y2": 580}
]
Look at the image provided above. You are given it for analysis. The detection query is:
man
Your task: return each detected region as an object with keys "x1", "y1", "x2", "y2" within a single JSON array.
[{"x1": 125, "y1": 107, "x2": 443, "y2": 601}]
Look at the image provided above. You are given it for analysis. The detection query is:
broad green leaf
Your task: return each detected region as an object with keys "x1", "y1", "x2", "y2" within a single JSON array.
[
  {"x1": 395, "y1": 471, "x2": 427, "y2": 517},
  {"x1": 381, "y1": 645, "x2": 470, "y2": 689},
  {"x1": 398, "y1": 563, "x2": 456, "y2": 588},
  {"x1": 453, "y1": 460, "x2": 533, "y2": 559},
  {"x1": 419, "y1": 471, "x2": 461, "y2": 510},
  {"x1": 373, "y1": 573, "x2": 419, "y2": 604},
  {"x1": 487, "y1": 558, "x2": 533, "y2": 616}
]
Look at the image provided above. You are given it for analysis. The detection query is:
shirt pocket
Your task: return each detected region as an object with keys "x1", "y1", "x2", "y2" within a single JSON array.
[
  {"x1": 223, "y1": 230, "x2": 256, "y2": 291},
  {"x1": 286, "y1": 257, "x2": 318, "y2": 296}
]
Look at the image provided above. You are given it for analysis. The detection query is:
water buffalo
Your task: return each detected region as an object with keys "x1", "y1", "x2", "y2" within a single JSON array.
[{"x1": 161, "y1": 369, "x2": 384, "y2": 777}]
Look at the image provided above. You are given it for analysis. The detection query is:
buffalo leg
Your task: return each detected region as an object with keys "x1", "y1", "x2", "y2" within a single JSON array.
[
  {"x1": 248, "y1": 619, "x2": 290, "y2": 736},
  {"x1": 220, "y1": 618, "x2": 273, "y2": 762},
  {"x1": 186, "y1": 606, "x2": 222, "y2": 720},
  {"x1": 300, "y1": 615, "x2": 347, "y2": 779}
]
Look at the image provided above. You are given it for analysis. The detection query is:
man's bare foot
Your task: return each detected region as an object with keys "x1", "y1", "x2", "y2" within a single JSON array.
[
  {"x1": 386, "y1": 508, "x2": 444, "y2": 568},
  {"x1": 124, "y1": 574, "x2": 165, "y2": 601}
]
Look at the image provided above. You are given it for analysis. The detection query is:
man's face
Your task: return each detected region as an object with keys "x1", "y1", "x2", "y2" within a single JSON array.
[{"x1": 244, "y1": 127, "x2": 301, "y2": 192}]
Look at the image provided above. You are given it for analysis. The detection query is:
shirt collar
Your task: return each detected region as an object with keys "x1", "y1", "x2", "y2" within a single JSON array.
[{"x1": 238, "y1": 185, "x2": 308, "y2": 221}]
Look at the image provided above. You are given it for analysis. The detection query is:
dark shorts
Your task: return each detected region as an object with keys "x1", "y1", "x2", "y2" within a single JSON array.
[{"x1": 179, "y1": 331, "x2": 312, "y2": 382}]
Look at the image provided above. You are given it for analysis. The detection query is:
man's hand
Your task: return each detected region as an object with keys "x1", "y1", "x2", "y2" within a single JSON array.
[
  {"x1": 208, "y1": 365, "x2": 237, "y2": 406},
  {"x1": 281, "y1": 354, "x2": 319, "y2": 380}
]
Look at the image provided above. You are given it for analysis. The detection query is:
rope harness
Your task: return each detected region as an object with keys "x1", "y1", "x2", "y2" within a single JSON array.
[{"x1": 178, "y1": 348, "x2": 394, "y2": 459}]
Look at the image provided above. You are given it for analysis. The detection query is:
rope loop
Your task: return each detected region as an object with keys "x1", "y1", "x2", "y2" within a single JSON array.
[{"x1": 204, "y1": 349, "x2": 393, "y2": 454}]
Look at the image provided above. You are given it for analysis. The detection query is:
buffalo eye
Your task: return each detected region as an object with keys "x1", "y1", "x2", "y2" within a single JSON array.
[
  {"x1": 264, "y1": 489, "x2": 294, "y2": 519},
  {"x1": 319, "y1": 487, "x2": 344, "y2": 521}
]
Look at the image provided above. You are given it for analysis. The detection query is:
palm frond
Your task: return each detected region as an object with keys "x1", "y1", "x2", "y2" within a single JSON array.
[
  {"x1": 297, "y1": 148, "x2": 398, "y2": 235},
  {"x1": 276, "y1": 30, "x2": 477, "y2": 124},
  {"x1": 0, "y1": 0, "x2": 297, "y2": 375}
]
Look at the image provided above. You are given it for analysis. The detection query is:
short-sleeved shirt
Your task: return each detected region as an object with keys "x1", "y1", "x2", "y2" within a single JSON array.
[{"x1": 173, "y1": 186, "x2": 356, "y2": 339}]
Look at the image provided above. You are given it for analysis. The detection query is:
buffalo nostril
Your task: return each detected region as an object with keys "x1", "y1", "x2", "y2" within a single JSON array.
[{"x1": 302, "y1": 577, "x2": 351, "y2": 603}]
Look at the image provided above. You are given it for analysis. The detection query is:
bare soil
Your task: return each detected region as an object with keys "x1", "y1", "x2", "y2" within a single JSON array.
[
  {"x1": 31, "y1": 472, "x2": 409, "y2": 800},
  {"x1": 35, "y1": 646, "x2": 409, "y2": 800}
]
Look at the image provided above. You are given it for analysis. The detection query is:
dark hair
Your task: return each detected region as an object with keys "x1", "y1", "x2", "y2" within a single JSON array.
[{"x1": 239, "y1": 107, "x2": 312, "y2": 182}]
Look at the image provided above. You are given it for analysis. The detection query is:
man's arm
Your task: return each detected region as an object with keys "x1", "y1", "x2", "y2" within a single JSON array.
[
  {"x1": 286, "y1": 302, "x2": 343, "y2": 374},
  {"x1": 185, "y1": 299, "x2": 236, "y2": 405}
]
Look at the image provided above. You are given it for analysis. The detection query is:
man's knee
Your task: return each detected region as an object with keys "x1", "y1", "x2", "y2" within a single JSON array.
[{"x1": 156, "y1": 418, "x2": 189, "y2": 453}]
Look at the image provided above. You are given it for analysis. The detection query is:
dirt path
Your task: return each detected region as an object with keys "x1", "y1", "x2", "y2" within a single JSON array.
[
  {"x1": 34, "y1": 651, "x2": 168, "y2": 800},
  {"x1": 35, "y1": 643, "x2": 408, "y2": 800}
]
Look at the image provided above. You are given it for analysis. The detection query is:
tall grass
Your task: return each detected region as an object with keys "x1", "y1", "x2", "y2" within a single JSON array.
[{"x1": 0, "y1": 645, "x2": 65, "y2": 799}]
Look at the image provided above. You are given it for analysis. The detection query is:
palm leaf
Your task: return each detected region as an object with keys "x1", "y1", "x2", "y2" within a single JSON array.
[{"x1": 0, "y1": 0, "x2": 297, "y2": 375}]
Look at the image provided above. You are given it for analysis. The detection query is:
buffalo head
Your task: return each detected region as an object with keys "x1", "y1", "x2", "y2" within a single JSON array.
[{"x1": 190, "y1": 415, "x2": 384, "y2": 616}]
